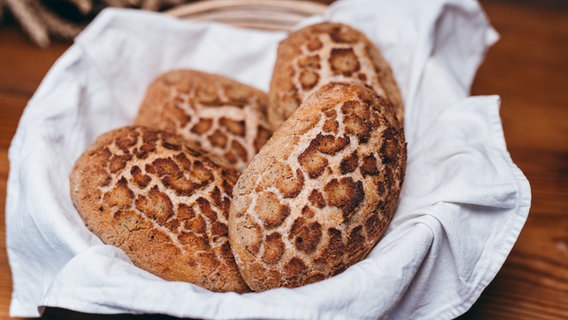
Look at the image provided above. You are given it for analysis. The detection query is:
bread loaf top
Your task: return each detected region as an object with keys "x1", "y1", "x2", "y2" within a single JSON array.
[
  {"x1": 229, "y1": 82, "x2": 406, "y2": 291},
  {"x1": 268, "y1": 22, "x2": 403, "y2": 130},
  {"x1": 136, "y1": 69, "x2": 272, "y2": 172},
  {"x1": 70, "y1": 126, "x2": 249, "y2": 292}
]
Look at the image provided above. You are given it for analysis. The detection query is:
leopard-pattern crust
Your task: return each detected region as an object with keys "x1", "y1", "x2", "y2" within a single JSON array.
[
  {"x1": 135, "y1": 69, "x2": 272, "y2": 172},
  {"x1": 70, "y1": 126, "x2": 249, "y2": 292},
  {"x1": 229, "y1": 83, "x2": 406, "y2": 291},
  {"x1": 268, "y1": 22, "x2": 403, "y2": 130}
]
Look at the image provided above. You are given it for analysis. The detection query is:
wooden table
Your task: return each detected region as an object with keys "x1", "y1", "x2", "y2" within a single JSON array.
[{"x1": 1, "y1": 0, "x2": 566, "y2": 319}]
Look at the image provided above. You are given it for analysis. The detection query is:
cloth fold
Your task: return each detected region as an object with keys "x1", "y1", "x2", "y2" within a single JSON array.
[{"x1": 6, "y1": 0, "x2": 530, "y2": 318}]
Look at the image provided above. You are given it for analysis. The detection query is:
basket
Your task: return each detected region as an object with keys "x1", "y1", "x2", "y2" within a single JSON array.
[{"x1": 165, "y1": 0, "x2": 328, "y2": 31}]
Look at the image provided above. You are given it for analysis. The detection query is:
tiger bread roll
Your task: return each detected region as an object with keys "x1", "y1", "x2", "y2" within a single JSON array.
[
  {"x1": 135, "y1": 69, "x2": 272, "y2": 172},
  {"x1": 70, "y1": 126, "x2": 249, "y2": 293},
  {"x1": 229, "y1": 82, "x2": 406, "y2": 292},
  {"x1": 269, "y1": 22, "x2": 403, "y2": 130}
]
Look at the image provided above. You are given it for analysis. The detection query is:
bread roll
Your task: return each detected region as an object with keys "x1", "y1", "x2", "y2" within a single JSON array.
[
  {"x1": 70, "y1": 126, "x2": 249, "y2": 292},
  {"x1": 229, "y1": 82, "x2": 406, "y2": 291},
  {"x1": 269, "y1": 22, "x2": 403, "y2": 130},
  {"x1": 136, "y1": 69, "x2": 272, "y2": 172}
]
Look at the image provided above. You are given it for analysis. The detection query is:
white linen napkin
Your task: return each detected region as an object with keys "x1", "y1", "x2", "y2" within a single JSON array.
[{"x1": 6, "y1": 0, "x2": 531, "y2": 318}]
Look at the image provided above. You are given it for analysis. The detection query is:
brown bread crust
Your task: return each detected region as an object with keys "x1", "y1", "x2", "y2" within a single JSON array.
[
  {"x1": 269, "y1": 22, "x2": 403, "y2": 130},
  {"x1": 70, "y1": 126, "x2": 249, "y2": 292},
  {"x1": 135, "y1": 69, "x2": 272, "y2": 172},
  {"x1": 230, "y1": 83, "x2": 406, "y2": 291}
]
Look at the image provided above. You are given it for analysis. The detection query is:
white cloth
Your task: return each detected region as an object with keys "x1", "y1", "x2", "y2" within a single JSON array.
[{"x1": 6, "y1": 0, "x2": 531, "y2": 318}]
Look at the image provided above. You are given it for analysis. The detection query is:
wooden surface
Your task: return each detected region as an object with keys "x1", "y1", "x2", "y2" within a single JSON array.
[{"x1": 0, "y1": 0, "x2": 567, "y2": 319}]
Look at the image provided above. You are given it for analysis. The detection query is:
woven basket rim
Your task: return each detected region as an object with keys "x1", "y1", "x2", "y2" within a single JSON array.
[{"x1": 165, "y1": 0, "x2": 328, "y2": 31}]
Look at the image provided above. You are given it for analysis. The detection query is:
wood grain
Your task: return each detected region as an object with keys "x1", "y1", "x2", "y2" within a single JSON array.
[
  {"x1": 0, "y1": 22, "x2": 68, "y2": 320},
  {"x1": 0, "y1": 0, "x2": 566, "y2": 319},
  {"x1": 460, "y1": 0, "x2": 568, "y2": 319}
]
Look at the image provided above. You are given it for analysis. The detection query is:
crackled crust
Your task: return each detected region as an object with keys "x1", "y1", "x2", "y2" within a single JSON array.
[
  {"x1": 268, "y1": 22, "x2": 403, "y2": 130},
  {"x1": 135, "y1": 69, "x2": 272, "y2": 172},
  {"x1": 70, "y1": 126, "x2": 249, "y2": 292},
  {"x1": 229, "y1": 83, "x2": 406, "y2": 291}
]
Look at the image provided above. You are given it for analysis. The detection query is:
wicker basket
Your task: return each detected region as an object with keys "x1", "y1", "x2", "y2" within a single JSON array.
[{"x1": 166, "y1": 0, "x2": 328, "y2": 31}]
